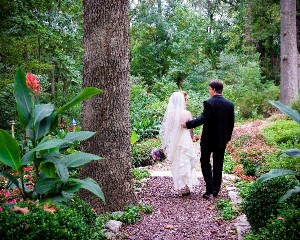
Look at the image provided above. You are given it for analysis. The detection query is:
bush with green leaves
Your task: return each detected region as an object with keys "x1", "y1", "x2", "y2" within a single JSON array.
[
  {"x1": 130, "y1": 79, "x2": 166, "y2": 141},
  {"x1": 0, "y1": 202, "x2": 93, "y2": 240},
  {"x1": 132, "y1": 168, "x2": 151, "y2": 180},
  {"x1": 213, "y1": 52, "x2": 279, "y2": 121},
  {"x1": 235, "y1": 180, "x2": 254, "y2": 199},
  {"x1": 0, "y1": 69, "x2": 104, "y2": 203},
  {"x1": 131, "y1": 138, "x2": 161, "y2": 167},
  {"x1": 215, "y1": 199, "x2": 238, "y2": 220},
  {"x1": 242, "y1": 175, "x2": 300, "y2": 232},
  {"x1": 244, "y1": 207, "x2": 300, "y2": 240},
  {"x1": 262, "y1": 119, "x2": 300, "y2": 148},
  {"x1": 223, "y1": 152, "x2": 237, "y2": 174},
  {"x1": 65, "y1": 196, "x2": 97, "y2": 226}
]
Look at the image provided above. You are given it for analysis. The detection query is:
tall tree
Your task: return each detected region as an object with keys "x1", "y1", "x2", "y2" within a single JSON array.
[
  {"x1": 280, "y1": 0, "x2": 298, "y2": 104},
  {"x1": 80, "y1": 0, "x2": 137, "y2": 212}
]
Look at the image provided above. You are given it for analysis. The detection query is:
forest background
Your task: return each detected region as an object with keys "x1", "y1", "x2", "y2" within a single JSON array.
[
  {"x1": 0, "y1": 0, "x2": 289, "y2": 139},
  {"x1": 1, "y1": 1, "x2": 300, "y2": 239}
]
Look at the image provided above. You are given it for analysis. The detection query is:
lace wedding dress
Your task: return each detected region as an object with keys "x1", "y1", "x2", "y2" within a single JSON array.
[{"x1": 160, "y1": 92, "x2": 199, "y2": 192}]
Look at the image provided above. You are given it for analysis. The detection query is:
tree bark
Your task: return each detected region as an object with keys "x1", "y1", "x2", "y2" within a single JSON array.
[
  {"x1": 280, "y1": 0, "x2": 298, "y2": 104},
  {"x1": 80, "y1": 0, "x2": 136, "y2": 213}
]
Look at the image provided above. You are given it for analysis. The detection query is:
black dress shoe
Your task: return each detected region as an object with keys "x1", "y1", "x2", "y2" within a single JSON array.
[
  {"x1": 213, "y1": 191, "x2": 218, "y2": 198},
  {"x1": 202, "y1": 192, "x2": 212, "y2": 199},
  {"x1": 182, "y1": 191, "x2": 191, "y2": 196}
]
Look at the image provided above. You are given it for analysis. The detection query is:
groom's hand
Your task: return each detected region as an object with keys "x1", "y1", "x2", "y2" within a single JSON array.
[{"x1": 181, "y1": 122, "x2": 186, "y2": 128}]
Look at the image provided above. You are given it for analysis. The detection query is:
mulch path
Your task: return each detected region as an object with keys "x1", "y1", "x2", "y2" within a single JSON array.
[{"x1": 121, "y1": 176, "x2": 238, "y2": 240}]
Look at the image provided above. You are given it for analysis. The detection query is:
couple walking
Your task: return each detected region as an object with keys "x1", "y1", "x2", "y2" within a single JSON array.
[{"x1": 160, "y1": 80, "x2": 234, "y2": 198}]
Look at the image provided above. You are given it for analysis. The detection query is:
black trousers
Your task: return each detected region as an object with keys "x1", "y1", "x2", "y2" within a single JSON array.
[{"x1": 200, "y1": 146, "x2": 225, "y2": 194}]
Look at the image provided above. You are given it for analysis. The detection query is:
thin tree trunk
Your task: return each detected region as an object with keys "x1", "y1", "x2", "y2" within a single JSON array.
[
  {"x1": 245, "y1": 0, "x2": 253, "y2": 46},
  {"x1": 80, "y1": 0, "x2": 136, "y2": 213},
  {"x1": 280, "y1": 0, "x2": 298, "y2": 104}
]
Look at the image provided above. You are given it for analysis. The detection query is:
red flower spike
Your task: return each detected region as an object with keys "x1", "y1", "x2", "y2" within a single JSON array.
[{"x1": 26, "y1": 73, "x2": 41, "y2": 94}]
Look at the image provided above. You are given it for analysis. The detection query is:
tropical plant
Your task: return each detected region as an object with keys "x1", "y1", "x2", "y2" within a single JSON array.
[
  {"x1": 257, "y1": 101, "x2": 300, "y2": 201},
  {"x1": 0, "y1": 69, "x2": 104, "y2": 203}
]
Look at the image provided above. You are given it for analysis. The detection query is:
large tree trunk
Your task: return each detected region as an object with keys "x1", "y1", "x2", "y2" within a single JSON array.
[
  {"x1": 80, "y1": 0, "x2": 136, "y2": 213},
  {"x1": 280, "y1": 0, "x2": 298, "y2": 104}
]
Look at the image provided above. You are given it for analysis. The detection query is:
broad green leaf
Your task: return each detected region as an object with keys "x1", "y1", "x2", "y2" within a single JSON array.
[
  {"x1": 0, "y1": 129, "x2": 22, "y2": 170},
  {"x1": 40, "y1": 162, "x2": 56, "y2": 178},
  {"x1": 61, "y1": 191, "x2": 75, "y2": 199},
  {"x1": 56, "y1": 87, "x2": 102, "y2": 115},
  {"x1": 72, "y1": 178, "x2": 105, "y2": 201},
  {"x1": 34, "y1": 178, "x2": 59, "y2": 194},
  {"x1": 257, "y1": 169, "x2": 299, "y2": 183},
  {"x1": 35, "y1": 115, "x2": 52, "y2": 140},
  {"x1": 269, "y1": 100, "x2": 300, "y2": 125},
  {"x1": 33, "y1": 104, "x2": 54, "y2": 126},
  {"x1": 42, "y1": 152, "x2": 64, "y2": 164},
  {"x1": 62, "y1": 152, "x2": 103, "y2": 168},
  {"x1": 14, "y1": 69, "x2": 32, "y2": 128},
  {"x1": 35, "y1": 139, "x2": 67, "y2": 151},
  {"x1": 64, "y1": 131, "x2": 96, "y2": 142},
  {"x1": 55, "y1": 163, "x2": 69, "y2": 182},
  {"x1": 280, "y1": 186, "x2": 300, "y2": 201},
  {"x1": 22, "y1": 150, "x2": 35, "y2": 165},
  {"x1": 283, "y1": 148, "x2": 300, "y2": 157},
  {"x1": 62, "y1": 182, "x2": 82, "y2": 193},
  {"x1": 130, "y1": 131, "x2": 138, "y2": 145},
  {"x1": 59, "y1": 131, "x2": 96, "y2": 150}
]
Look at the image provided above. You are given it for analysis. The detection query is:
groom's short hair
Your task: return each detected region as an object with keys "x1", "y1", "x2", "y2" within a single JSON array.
[{"x1": 209, "y1": 80, "x2": 223, "y2": 94}]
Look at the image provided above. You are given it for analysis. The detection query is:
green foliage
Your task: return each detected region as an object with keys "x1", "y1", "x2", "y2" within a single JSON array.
[
  {"x1": 242, "y1": 176, "x2": 300, "y2": 232},
  {"x1": 223, "y1": 152, "x2": 237, "y2": 174},
  {"x1": 262, "y1": 119, "x2": 300, "y2": 147},
  {"x1": 236, "y1": 180, "x2": 255, "y2": 199},
  {"x1": 0, "y1": 0, "x2": 83, "y2": 127},
  {"x1": 215, "y1": 199, "x2": 238, "y2": 220},
  {"x1": 0, "y1": 70, "x2": 104, "y2": 203},
  {"x1": 219, "y1": 53, "x2": 279, "y2": 120},
  {"x1": 106, "y1": 204, "x2": 152, "y2": 225},
  {"x1": 65, "y1": 196, "x2": 97, "y2": 226},
  {"x1": 130, "y1": 79, "x2": 167, "y2": 141},
  {"x1": 131, "y1": 138, "x2": 161, "y2": 167},
  {"x1": 290, "y1": 94, "x2": 300, "y2": 113},
  {"x1": 0, "y1": 202, "x2": 93, "y2": 240},
  {"x1": 132, "y1": 168, "x2": 151, "y2": 181},
  {"x1": 244, "y1": 208, "x2": 300, "y2": 240}
]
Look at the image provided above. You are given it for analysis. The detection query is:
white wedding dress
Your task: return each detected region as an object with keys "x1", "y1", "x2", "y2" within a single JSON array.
[{"x1": 160, "y1": 92, "x2": 199, "y2": 192}]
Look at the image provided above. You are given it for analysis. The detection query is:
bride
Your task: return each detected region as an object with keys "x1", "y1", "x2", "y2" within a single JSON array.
[{"x1": 160, "y1": 91, "x2": 199, "y2": 196}]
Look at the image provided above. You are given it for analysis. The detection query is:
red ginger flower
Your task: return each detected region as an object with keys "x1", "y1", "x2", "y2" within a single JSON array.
[{"x1": 26, "y1": 73, "x2": 41, "y2": 94}]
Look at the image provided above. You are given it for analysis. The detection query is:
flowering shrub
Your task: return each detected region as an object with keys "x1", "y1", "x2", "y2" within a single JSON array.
[
  {"x1": 0, "y1": 69, "x2": 104, "y2": 204},
  {"x1": 151, "y1": 148, "x2": 166, "y2": 161},
  {"x1": 226, "y1": 120, "x2": 278, "y2": 181}
]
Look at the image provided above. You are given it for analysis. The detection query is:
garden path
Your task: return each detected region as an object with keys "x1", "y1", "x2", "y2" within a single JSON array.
[{"x1": 121, "y1": 135, "x2": 254, "y2": 240}]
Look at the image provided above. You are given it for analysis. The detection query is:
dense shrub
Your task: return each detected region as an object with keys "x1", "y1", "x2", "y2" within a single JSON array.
[
  {"x1": 245, "y1": 208, "x2": 300, "y2": 240},
  {"x1": 0, "y1": 202, "x2": 93, "y2": 240},
  {"x1": 262, "y1": 119, "x2": 300, "y2": 147},
  {"x1": 130, "y1": 80, "x2": 166, "y2": 141},
  {"x1": 65, "y1": 196, "x2": 96, "y2": 226},
  {"x1": 131, "y1": 138, "x2": 161, "y2": 167},
  {"x1": 242, "y1": 176, "x2": 300, "y2": 232}
]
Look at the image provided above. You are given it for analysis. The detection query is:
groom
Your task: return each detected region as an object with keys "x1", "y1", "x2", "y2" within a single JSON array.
[{"x1": 181, "y1": 80, "x2": 234, "y2": 198}]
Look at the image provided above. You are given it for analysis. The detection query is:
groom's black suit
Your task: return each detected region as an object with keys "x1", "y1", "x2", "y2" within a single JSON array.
[{"x1": 186, "y1": 95, "x2": 234, "y2": 195}]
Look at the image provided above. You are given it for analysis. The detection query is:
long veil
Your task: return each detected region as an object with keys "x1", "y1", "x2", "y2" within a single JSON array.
[{"x1": 159, "y1": 92, "x2": 186, "y2": 161}]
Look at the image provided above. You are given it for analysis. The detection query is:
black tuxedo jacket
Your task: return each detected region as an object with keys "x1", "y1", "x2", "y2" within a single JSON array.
[{"x1": 186, "y1": 95, "x2": 234, "y2": 149}]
